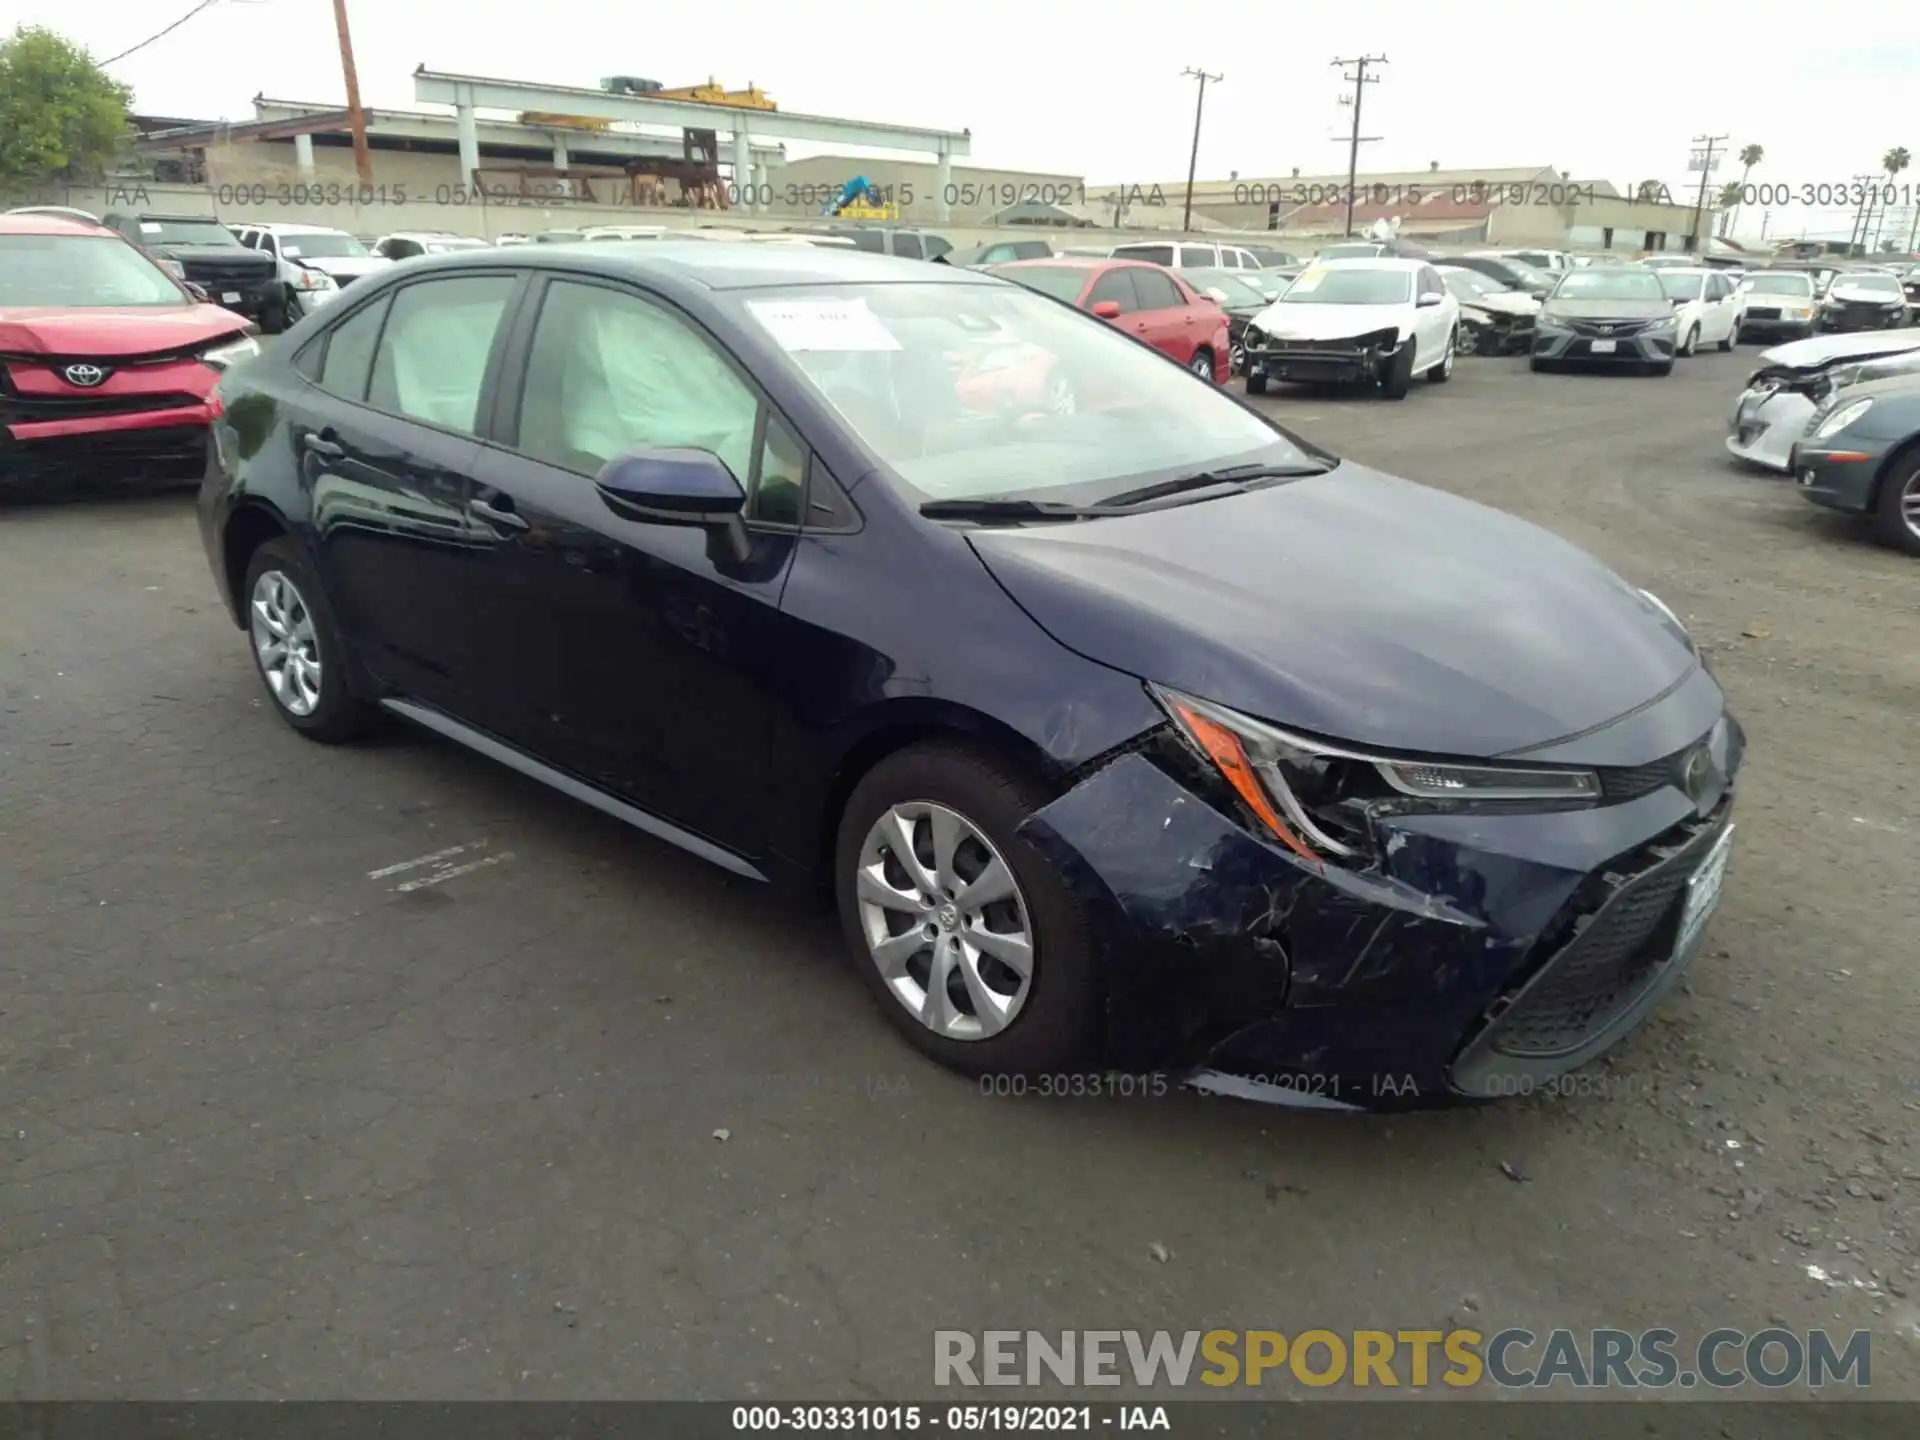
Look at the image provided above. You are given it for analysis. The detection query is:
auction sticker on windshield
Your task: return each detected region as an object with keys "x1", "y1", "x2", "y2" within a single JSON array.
[
  {"x1": 1288, "y1": 267, "x2": 1328, "y2": 293},
  {"x1": 747, "y1": 299, "x2": 902, "y2": 352}
]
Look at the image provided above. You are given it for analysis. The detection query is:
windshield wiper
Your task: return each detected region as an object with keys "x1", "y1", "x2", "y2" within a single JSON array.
[
  {"x1": 1097, "y1": 461, "x2": 1334, "y2": 511},
  {"x1": 918, "y1": 498, "x2": 1115, "y2": 523}
]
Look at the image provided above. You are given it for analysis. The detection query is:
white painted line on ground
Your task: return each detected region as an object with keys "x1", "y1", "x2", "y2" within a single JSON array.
[
  {"x1": 368, "y1": 839, "x2": 488, "y2": 880},
  {"x1": 393, "y1": 851, "x2": 515, "y2": 893}
]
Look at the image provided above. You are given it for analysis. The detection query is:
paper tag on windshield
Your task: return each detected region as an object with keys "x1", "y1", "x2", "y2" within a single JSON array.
[
  {"x1": 139, "y1": 222, "x2": 163, "y2": 234},
  {"x1": 1289, "y1": 268, "x2": 1326, "y2": 293},
  {"x1": 747, "y1": 299, "x2": 901, "y2": 352}
]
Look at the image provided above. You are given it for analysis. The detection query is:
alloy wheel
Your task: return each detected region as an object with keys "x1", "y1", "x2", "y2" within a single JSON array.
[
  {"x1": 250, "y1": 569, "x2": 322, "y2": 716},
  {"x1": 1457, "y1": 326, "x2": 1479, "y2": 356},
  {"x1": 1903, "y1": 473, "x2": 1920, "y2": 542},
  {"x1": 854, "y1": 801, "x2": 1035, "y2": 1041},
  {"x1": 1191, "y1": 351, "x2": 1213, "y2": 379}
]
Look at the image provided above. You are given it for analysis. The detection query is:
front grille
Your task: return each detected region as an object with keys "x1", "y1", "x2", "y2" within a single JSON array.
[
  {"x1": 1599, "y1": 757, "x2": 1675, "y2": 802},
  {"x1": 181, "y1": 257, "x2": 275, "y2": 287},
  {"x1": 1567, "y1": 319, "x2": 1648, "y2": 338},
  {"x1": 0, "y1": 423, "x2": 209, "y2": 496},
  {"x1": 1747, "y1": 307, "x2": 1781, "y2": 321},
  {"x1": 2, "y1": 390, "x2": 203, "y2": 424},
  {"x1": 1478, "y1": 812, "x2": 1726, "y2": 1059}
]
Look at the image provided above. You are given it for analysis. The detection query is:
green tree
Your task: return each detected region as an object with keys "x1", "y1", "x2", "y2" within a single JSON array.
[
  {"x1": 0, "y1": 26, "x2": 132, "y2": 193},
  {"x1": 1879, "y1": 146, "x2": 1910, "y2": 250},
  {"x1": 1721, "y1": 144, "x2": 1763, "y2": 237}
]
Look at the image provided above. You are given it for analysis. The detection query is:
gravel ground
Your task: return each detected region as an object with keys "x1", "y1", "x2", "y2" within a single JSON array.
[{"x1": 1, "y1": 346, "x2": 1916, "y2": 1407}]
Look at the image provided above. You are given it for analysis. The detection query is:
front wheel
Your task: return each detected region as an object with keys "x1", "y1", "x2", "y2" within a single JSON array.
[
  {"x1": 835, "y1": 743, "x2": 1099, "y2": 1076},
  {"x1": 1530, "y1": 356, "x2": 1552, "y2": 373},
  {"x1": 1872, "y1": 458, "x2": 1920, "y2": 555},
  {"x1": 1718, "y1": 323, "x2": 1735, "y2": 352},
  {"x1": 1456, "y1": 325, "x2": 1481, "y2": 357},
  {"x1": 1427, "y1": 330, "x2": 1455, "y2": 383},
  {"x1": 1677, "y1": 326, "x2": 1698, "y2": 357},
  {"x1": 1245, "y1": 372, "x2": 1268, "y2": 395},
  {"x1": 1379, "y1": 341, "x2": 1415, "y2": 399},
  {"x1": 1190, "y1": 347, "x2": 1215, "y2": 381}
]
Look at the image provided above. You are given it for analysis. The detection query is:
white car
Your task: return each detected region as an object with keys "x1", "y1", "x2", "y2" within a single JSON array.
[
  {"x1": 1108, "y1": 240, "x2": 1267, "y2": 271},
  {"x1": 1652, "y1": 267, "x2": 1744, "y2": 356},
  {"x1": 1735, "y1": 271, "x2": 1820, "y2": 343},
  {"x1": 370, "y1": 232, "x2": 494, "y2": 261},
  {"x1": 234, "y1": 222, "x2": 392, "y2": 318},
  {"x1": 1240, "y1": 257, "x2": 1462, "y2": 398},
  {"x1": 1726, "y1": 329, "x2": 1920, "y2": 471},
  {"x1": 1500, "y1": 248, "x2": 1573, "y2": 275},
  {"x1": 1437, "y1": 265, "x2": 1540, "y2": 354}
]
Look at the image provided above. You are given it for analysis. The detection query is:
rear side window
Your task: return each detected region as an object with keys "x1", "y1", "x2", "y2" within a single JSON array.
[
  {"x1": 366, "y1": 275, "x2": 516, "y2": 433},
  {"x1": 312, "y1": 297, "x2": 390, "y2": 401}
]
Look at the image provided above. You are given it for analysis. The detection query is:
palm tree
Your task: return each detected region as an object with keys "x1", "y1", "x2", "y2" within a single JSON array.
[
  {"x1": 1723, "y1": 144, "x2": 1763, "y2": 236},
  {"x1": 1881, "y1": 146, "x2": 1911, "y2": 251},
  {"x1": 1716, "y1": 181, "x2": 1743, "y2": 236}
]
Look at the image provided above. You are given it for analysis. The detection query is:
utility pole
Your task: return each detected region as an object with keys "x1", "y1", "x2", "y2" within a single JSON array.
[
  {"x1": 1179, "y1": 69, "x2": 1222, "y2": 233},
  {"x1": 331, "y1": 0, "x2": 374, "y2": 188},
  {"x1": 1846, "y1": 174, "x2": 1879, "y2": 255},
  {"x1": 1331, "y1": 56, "x2": 1386, "y2": 238},
  {"x1": 1686, "y1": 133, "x2": 1726, "y2": 253}
]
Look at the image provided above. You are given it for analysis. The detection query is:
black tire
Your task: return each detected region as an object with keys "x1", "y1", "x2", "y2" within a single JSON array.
[
  {"x1": 1529, "y1": 356, "x2": 1552, "y2": 373},
  {"x1": 1245, "y1": 372, "x2": 1268, "y2": 395},
  {"x1": 1380, "y1": 340, "x2": 1415, "y2": 399},
  {"x1": 1456, "y1": 325, "x2": 1481, "y2": 357},
  {"x1": 1678, "y1": 326, "x2": 1698, "y2": 357},
  {"x1": 240, "y1": 537, "x2": 376, "y2": 742},
  {"x1": 260, "y1": 300, "x2": 290, "y2": 336},
  {"x1": 1427, "y1": 329, "x2": 1455, "y2": 383},
  {"x1": 1189, "y1": 347, "x2": 1215, "y2": 382},
  {"x1": 1871, "y1": 459, "x2": 1920, "y2": 556},
  {"x1": 834, "y1": 742, "x2": 1100, "y2": 1077},
  {"x1": 1717, "y1": 325, "x2": 1735, "y2": 352}
]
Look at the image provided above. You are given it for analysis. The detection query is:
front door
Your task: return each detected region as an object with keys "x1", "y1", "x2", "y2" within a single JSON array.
[
  {"x1": 292, "y1": 275, "x2": 520, "y2": 710},
  {"x1": 1127, "y1": 266, "x2": 1200, "y2": 364},
  {"x1": 459, "y1": 275, "x2": 806, "y2": 851}
]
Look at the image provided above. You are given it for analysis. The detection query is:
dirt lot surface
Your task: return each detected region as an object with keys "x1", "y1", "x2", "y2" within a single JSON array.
[{"x1": 2, "y1": 347, "x2": 1916, "y2": 1413}]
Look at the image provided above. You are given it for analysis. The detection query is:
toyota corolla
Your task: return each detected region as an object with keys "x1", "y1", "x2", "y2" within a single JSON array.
[{"x1": 197, "y1": 243, "x2": 1744, "y2": 1109}]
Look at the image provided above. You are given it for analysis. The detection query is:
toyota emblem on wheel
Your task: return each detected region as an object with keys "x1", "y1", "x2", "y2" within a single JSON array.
[{"x1": 62, "y1": 363, "x2": 108, "y2": 388}]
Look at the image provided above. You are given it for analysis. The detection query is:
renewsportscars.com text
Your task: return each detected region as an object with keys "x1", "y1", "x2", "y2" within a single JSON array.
[{"x1": 933, "y1": 1328, "x2": 1872, "y2": 1390}]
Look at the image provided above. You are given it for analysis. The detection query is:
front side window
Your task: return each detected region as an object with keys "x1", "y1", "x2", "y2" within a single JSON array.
[
  {"x1": 366, "y1": 275, "x2": 516, "y2": 433},
  {"x1": 740, "y1": 281, "x2": 1313, "y2": 505},
  {"x1": 517, "y1": 279, "x2": 802, "y2": 523},
  {"x1": 1086, "y1": 269, "x2": 1139, "y2": 311},
  {"x1": 0, "y1": 234, "x2": 188, "y2": 308}
]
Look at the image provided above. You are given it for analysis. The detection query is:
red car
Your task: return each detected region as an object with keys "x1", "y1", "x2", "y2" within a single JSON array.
[
  {"x1": 0, "y1": 213, "x2": 260, "y2": 495},
  {"x1": 986, "y1": 257, "x2": 1231, "y2": 382}
]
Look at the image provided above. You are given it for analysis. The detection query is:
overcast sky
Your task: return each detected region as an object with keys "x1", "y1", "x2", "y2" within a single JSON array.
[{"x1": 15, "y1": 0, "x2": 1919, "y2": 241}]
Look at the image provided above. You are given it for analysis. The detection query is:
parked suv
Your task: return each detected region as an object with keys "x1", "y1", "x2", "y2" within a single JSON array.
[
  {"x1": 1109, "y1": 240, "x2": 1266, "y2": 270},
  {"x1": 102, "y1": 212, "x2": 283, "y2": 330},
  {"x1": 235, "y1": 222, "x2": 390, "y2": 319}
]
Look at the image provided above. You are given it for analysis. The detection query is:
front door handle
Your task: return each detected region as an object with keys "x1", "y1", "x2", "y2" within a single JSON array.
[
  {"x1": 470, "y1": 494, "x2": 529, "y2": 532},
  {"x1": 302, "y1": 432, "x2": 344, "y2": 458}
]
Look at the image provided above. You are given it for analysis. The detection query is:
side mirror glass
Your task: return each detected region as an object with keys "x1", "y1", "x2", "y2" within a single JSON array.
[
  {"x1": 185, "y1": 282, "x2": 210, "y2": 303},
  {"x1": 1091, "y1": 300, "x2": 1122, "y2": 319},
  {"x1": 1417, "y1": 291, "x2": 1443, "y2": 307},
  {"x1": 595, "y1": 447, "x2": 746, "y2": 522}
]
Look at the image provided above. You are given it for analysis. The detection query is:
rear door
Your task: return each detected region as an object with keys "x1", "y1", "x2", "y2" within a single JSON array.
[
  {"x1": 292, "y1": 271, "x2": 523, "y2": 710},
  {"x1": 459, "y1": 274, "x2": 806, "y2": 847},
  {"x1": 1128, "y1": 265, "x2": 1201, "y2": 363}
]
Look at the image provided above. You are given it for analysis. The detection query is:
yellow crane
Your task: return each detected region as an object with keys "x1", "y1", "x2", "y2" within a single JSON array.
[{"x1": 649, "y1": 78, "x2": 777, "y2": 111}]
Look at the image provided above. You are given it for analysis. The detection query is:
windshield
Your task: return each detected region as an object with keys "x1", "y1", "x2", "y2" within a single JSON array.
[
  {"x1": 277, "y1": 232, "x2": 368, "y2": 259},
  {"x1": 1656, "y1": 272, "x2": 1707, "y2": 300},
  {"x1": 1743, "y1": 273, "x2": 1816, "y2": 296},
  {"x1": 1280, "y1": 266, "x2": 1411, "y2": 305},
  {"x1": 1832, "y1": 272, "x2": 1902, "y2": 294},
  {"x1": 989, "y1": 264, "x2": 1089, "y2": 304},
  {"x1": 134, "y1": 218, "x2": 240, "y2": 247},
  {"x1": 739, "y1": 281, "x2": 1311, "y2": 504},
  {"x1": 1441, "y1": 269, "x2": 1501, "y2": 298},
  {"x1": 1182, "y1": 269, "x2": 1267, "y2": 307},
  {"x1": 0, "y1": 234, "x2": 187, "y2": 307},
  {"x1": 1551, "y1": 269, "x2": 1666, "y2": 302},
  {"x1": 1234, "y1": 270, "x2": 1289, "y2": 299}
]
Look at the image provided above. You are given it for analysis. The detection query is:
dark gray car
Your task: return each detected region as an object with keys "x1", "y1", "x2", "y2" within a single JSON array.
[{"x1": 1531, "y1": 267, "x2": 1681, "y2": 375}]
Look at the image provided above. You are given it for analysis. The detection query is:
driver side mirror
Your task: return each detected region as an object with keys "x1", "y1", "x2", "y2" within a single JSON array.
[
  {"x1": 185, "y1": 282, "x2": 210, "y2": 303},
  {"x1": 595, "y1": 447, "x2": 745, "y2": 522},
  {"x1": 1090, "y1": 300, "x2": 1122, "y2": 319},
  {"x1": 1417, "y1": 291, "x2": 1443, "y2": 307}
]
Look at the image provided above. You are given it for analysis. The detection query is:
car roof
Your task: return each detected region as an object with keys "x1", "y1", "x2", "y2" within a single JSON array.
[
  {"x1": 250, "y1": 222, "x2": 353, "y2": 235},
  {"x1": 0, "y1": 213, "x2": 117, "y2": 237},
  {"x1": 393, "y1": 240, "x2": 990, "y2": 292}
]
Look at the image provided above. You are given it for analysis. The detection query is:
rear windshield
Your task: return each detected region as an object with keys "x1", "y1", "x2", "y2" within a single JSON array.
[
  {"x1": 0, "y1": 234, "x2": 187, "y2": 307},
  {"x1": 133, "y1": 218, "x2": 242, "y2": 247},
  {"x1": 990, "y1": 265, "x2": 1088, "y2": 304}
]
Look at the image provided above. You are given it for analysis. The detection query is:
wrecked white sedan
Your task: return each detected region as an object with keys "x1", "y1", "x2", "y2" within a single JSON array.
[
  {"x1": 1242, "y1": 258, "x2": 1461, "y2": 399},
  {"x1": 1727, "y1": 329, "x2": 1920, "y2": 472}
]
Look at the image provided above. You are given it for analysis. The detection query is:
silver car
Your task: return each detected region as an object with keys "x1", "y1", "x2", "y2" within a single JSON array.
[{"x1": 1726, "y1": 330, "x2": 1920, "y2": 472}]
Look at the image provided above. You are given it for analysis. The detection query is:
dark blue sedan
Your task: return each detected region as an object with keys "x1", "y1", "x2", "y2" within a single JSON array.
[{"x1": 198, "y1": 242, "x2": 1745, "y2": 1109}]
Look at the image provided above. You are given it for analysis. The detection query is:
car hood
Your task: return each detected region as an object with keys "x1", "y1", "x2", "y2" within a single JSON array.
[
  {"x1": 1825, "y1": 281, "x2": 1906, "y2": 305},
  {"x1": 290, "y1": 255, "x2": 389, "y2": 279},
  {"x1": 1753, "y1": 329, "x2": 1920, "y2": 374},
  {"x1": 1463, "y1": 291, "x2": 1538, "y2": 317},
  {"x1": 1541, "y1": 297, "x2": 1673, "y2": 321},
  {"x1": 967, "y1": 464, "x2": 1697, "y2": 758},
  {"x1": 1250, "y1": 301, "x2": 1410, "y2": 340},
  {"x1": 0, "y1": 304, "x2": 250, "y2": 358}
]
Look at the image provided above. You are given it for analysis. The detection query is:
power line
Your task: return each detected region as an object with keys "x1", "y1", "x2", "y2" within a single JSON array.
[{"x1": 100, "y1": 0, "x2": 225, "y2": 67}]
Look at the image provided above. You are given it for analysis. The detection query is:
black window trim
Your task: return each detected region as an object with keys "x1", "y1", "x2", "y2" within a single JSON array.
[
  {"x1": 484, "y1": 269, "x2": 830, "y2": 535},
  {"x1": 291, "y1": 268, "x2": 532, "y2": 442}
]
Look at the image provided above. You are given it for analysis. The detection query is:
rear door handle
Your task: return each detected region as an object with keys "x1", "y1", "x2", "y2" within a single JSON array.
[
  {"x1": 302, "y1": 432, "x2": 344, "y2": 458},
  {"x1": 470, "y1": 494, "x2": 529, "y2": 532}
]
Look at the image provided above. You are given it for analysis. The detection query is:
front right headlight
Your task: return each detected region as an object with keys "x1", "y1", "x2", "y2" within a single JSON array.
[
  {"x1": 1153, "y1": 684, "x2": 1599, "y2": 865},
  {"x1": 1537, "y1": 310, "x2": 1574, "y2": 330}
]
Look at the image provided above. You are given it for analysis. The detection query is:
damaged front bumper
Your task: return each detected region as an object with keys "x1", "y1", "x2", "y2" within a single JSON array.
[
  {"x1": 1726, "y1": 382, "x2": 1818, "y2": 472},
  {"x1": 1016, "y1": 710, "x2": 1744, "y2": 1110},
  {"x1": 1244, "y1": 334, "x2": 1398, "y2": 386}
]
